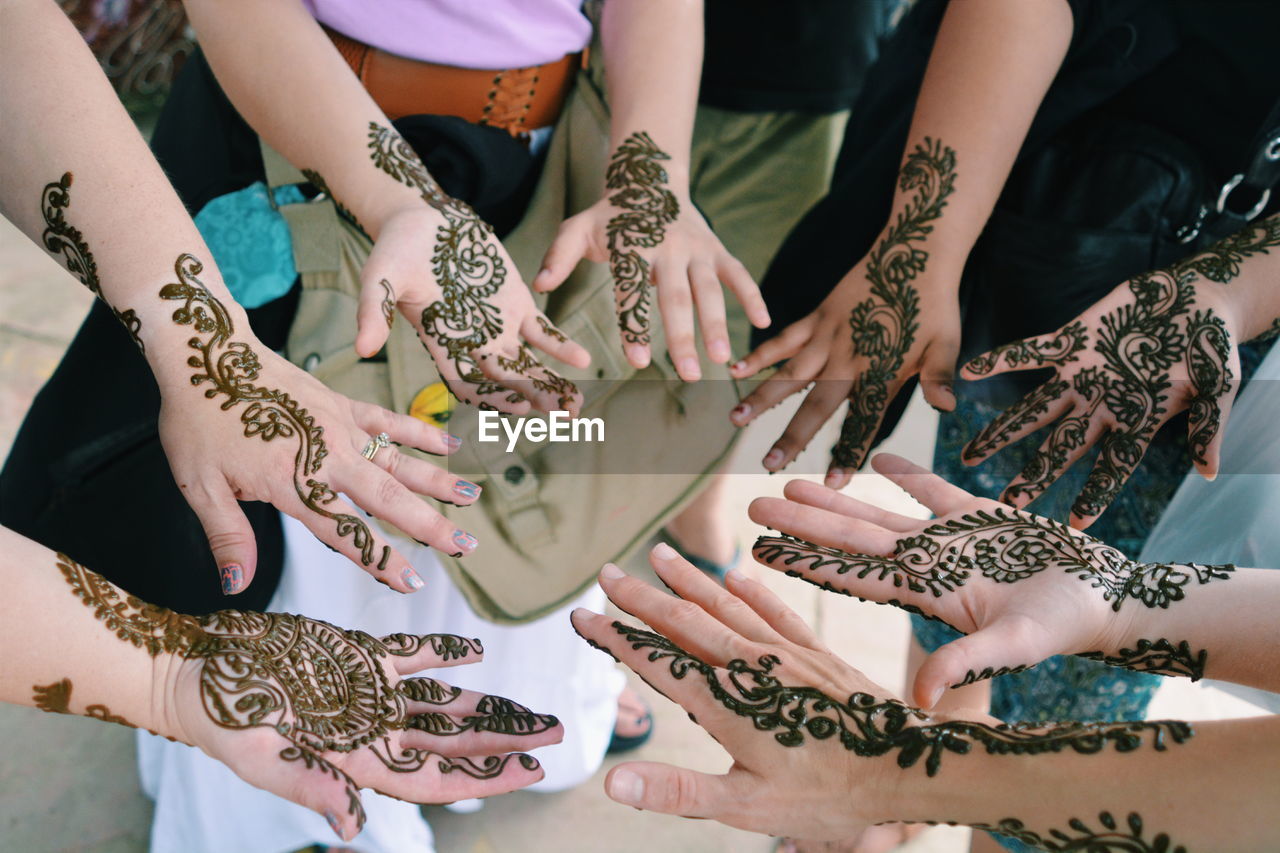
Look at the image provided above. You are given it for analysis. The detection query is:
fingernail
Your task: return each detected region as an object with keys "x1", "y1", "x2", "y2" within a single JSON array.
[
  {"x1": 324, "y1": 810, "x2": 343, "y2": 840},
  {"x1": 826, "y1": 468, "x2": 844, "y2": 486},
  {"x1": 725, "y1": 567, "x2": 746, "y2": 584},
  {"x1": 444, "y1": 433, "x2": 462, "y2": 450},
  {"x1": 709, "y1": 341, "x2": 730, "y2": 362},
  {"x1": 219, "y1": 564, "x2": 244, "y2": 595},
  {"x1": 453, "y1": 479, "x2": 481, "y2": 500},
  {"x1": 452, "y1": 530, "x2": 478, "y2": 553},
  {"x1": 763, "y1": 448, "x2": 784, "y2": 469},
  {"x1": 731, "y1": 360, "x2": 747, "y2": 374},
  {"x1": 402, "y1": 567, "x2": 425, "y2": 591},
  {"x1": 600, "y1": 562, "x2": 625, "y2": 579},
  {"x1": 679, "y1": 358, "x2": 700, "y2": 380},
  {"x1": 651, "y1": 541, "x2": 678, "y2": 561},
  {"x1": 609, "y1": 769, "x2": 645, "y2": 806},
  {"x1": 926, "y1": 684, "x2": 946, "y2": 708},
  {"x1": 731, "y1": 402, "x2": 751, "y2": 422}
]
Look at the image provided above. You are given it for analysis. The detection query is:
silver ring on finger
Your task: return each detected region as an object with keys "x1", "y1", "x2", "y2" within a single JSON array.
[{"x1": 361, "y1": 431, "x2": 393, "y2": 462}]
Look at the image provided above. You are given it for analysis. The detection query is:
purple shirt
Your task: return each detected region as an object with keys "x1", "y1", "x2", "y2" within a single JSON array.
[{"x1": 304, "y1": 0, "x2": 591, "y2": 69}]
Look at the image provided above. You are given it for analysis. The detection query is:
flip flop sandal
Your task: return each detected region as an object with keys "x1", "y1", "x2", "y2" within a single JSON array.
[
  {"x1": 658, "y1": 528, "x2": 741, "y2": 583},
  {"x1": 607, "y1": 694, "x2": 655, "y2": 754}
]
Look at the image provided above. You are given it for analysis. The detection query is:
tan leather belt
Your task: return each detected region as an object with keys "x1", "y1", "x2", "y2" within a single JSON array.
[{"x1": 325, "y1": 26, "x2": 580, "y2": 136}]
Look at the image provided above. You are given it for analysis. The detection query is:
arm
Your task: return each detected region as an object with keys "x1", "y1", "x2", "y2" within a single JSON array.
[
  {"x1": 572, "y1": 543, "x2": 1278, "y2": 849},
  {"x1": 748, "y1": 454, "x2": 1280, "y2": 704},
  {"x1": 0, "y1": 523, "x2": 561, "y2": 842},
  {"x1": 182, "y1": 0, "x2": 589, "y2": 413},
  {"x1": 534, "y1": 0, "x2": 771, "y2": 379},
  {"x1": 960, "y1": 215, "x2": 1280, "y2": 526},
  {"x1": 730, "y1": 0, "x2": 1074, "y2": 487},
  {"x1": 0, "y1": 0, "x2": 480, "y2": 592}
]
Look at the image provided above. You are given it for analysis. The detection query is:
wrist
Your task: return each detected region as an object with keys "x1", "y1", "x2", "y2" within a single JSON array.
[{"x1": 147, "y1": 651, "x2": 200, "y2": 746}]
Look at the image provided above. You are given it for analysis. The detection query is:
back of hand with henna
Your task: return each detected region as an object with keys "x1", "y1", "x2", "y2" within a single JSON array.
[{"x1": 961, "y1": 217, "x2": 1280, "y2": 527}]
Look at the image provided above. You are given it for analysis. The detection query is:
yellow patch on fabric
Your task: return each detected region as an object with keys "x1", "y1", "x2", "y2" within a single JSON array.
[{"x1": 409, "y1": 382, "x2": 454, "y2": 427}]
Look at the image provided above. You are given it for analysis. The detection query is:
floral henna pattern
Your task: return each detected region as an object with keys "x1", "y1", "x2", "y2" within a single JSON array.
[
  {"x1": 40, "y1": 172, "x2": 144, "y2": 351},
  {"x1": 33, "y1": 677, "x2": 135, "y2": 727},
  {"x1": 379, "y1": 278, "x2": 396, "y2": 328},
  {"x1": 158, "y1": 253, "x2": 391, "y2": 571},
  {"x1": 1079, "y1": 638, "x2": 1207, "y2": 681},
  {"x1": 604, "y1": 621, "x2": 1191, "y2": 778},
  {"x1": 973, "y1": 810, "x2": 1184, "y2": 852},
  {"x1": 604, "y1": 131, "x2": 680, "y2": 347},
  {"x1": 835, "y1": 138, "x2": 957, "y2": 470},
  {"x1": 752, "y1": 508, "x2": 1233, "y2": 611}
]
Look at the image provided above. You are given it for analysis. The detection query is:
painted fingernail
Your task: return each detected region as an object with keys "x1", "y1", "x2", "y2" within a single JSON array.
[
  {"x1": 826, "y1": 468, "x2": 845, "y2": 486},
  {"x1": 452, "y1": 530, "x2": 478, "y2": 552},
  {"x1": 763, "y1": 448, "x2": 784, "y2": 469},
  {"x1": 651, "y1": 541, "x2": 678, "y2": 561},
  {"x1": 731, "y1": 360, "x2": 747, "y2": 374},
  {"x1": 608, "y1": 769, "x2": 645, "y2": 806},
  {"x1": 444, "y1": 433, "x2": 462, "y2": 450},
  {"x1": 731, "y1": 402, "x2": 751, "y2": 422},
  {"x1": 324, "y1": 810, "x2": 343, "y2": 840},
  {"x1": 453, "y1": 479, "x2": 481, "y2": 500},
  {"x1": 678, "y1": 357, "x2": 700, "y2": 380},
  {"x1": 600, "y1": 562, "x2": 625, "y2": 579},
  {"x1": 402, "y1": 567, "x2": 425, "y2": 591},
  {"x1": 219, "y1": 564, "x2": 244, "y2": 595}
]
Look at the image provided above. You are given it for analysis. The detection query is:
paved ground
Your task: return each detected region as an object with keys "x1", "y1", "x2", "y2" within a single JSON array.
[{"x1": 0, "y1": 215, "x2": 1266, "y2": 852}]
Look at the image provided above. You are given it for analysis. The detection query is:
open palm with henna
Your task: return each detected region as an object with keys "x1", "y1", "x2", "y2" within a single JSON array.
[
  {"x1": 749, "y1": 454, "x2": 1233, "y2": 708},
  {"x1": 959, "y1": 238, "x2": 1257, "y2": 527},
  {"x1": 46, "y1": 548, "x2": 567, "y2": 842}
]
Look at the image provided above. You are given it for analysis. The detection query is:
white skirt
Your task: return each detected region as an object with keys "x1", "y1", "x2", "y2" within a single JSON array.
[{"x1": 138, "y1": 510, "x2": 625, "y2": 853}]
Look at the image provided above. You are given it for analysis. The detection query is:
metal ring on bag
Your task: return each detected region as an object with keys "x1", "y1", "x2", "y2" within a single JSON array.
[{"x1": 1217, "y1": 172, "x2": 1272, "y2": 221}]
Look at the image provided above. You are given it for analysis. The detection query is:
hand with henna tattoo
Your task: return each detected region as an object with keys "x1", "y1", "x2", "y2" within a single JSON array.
[
  {"x1": 958, "y1": 220, "x2": 1280, "y2": 527},
  {"x1": 750, "y1": 453, "x2": 1280, "y2": 704},
  {"x1": 567, "y1": 543, "x2": 1236, "y2": 848},
  {"x1": 730, "y1": 139, "x2": 961, "y2": 488},
  {"x1": 533, "y1": 131, "x2": 771, "y2": 379},
  {"x1": 353, "y1": 124, "x2": 589, "y2": 415}
]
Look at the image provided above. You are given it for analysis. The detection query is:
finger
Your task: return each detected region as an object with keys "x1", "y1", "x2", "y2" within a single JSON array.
[
  {"x1": 1186, "y1": 377, "x2": 1236, "y2": 480},
  {"x1": 416, "y1": 332, "x2": 533, "y2": 416},
  {"x1": 350, "y1": 399, "x2": 461, "y2": 456},
  {"x1": 1000, "y1": 411, "x2": 1102, "y2": 510},
  {"x1": 614, "y1": 252, "x2": 654, "y2": 369},
  {"x1": 918, "y1": 334, "x2": 960, "y2": 413},
  {"x1": 359, "y1": 438, "x2": 481, "y2": 506},
  {"x1": 359, "y1": 747, "x2": 546, "y2": 803},
  {"x1": 340, "y1": 463, "x2": 478, "y2": 558},
  {"x1": 828, "y1": 376, "x2": 904, "y2": 487},
  {"x1": 1069, "y1": 428, "x2": 1147, "y2": 529},
  {"x1": 732, "y1": 341, "x2": 829, "y2": 431},
  {"x1": 380, "y1": 633, "x2": 484, "y2": 672},
  {"x1": 521, "y1": 312, "x2": 591, "y2": 370},
  {"x1": 596, "y1": 563, "x2": 752, "y2": 667},
  {"x1": 717, "y1": 254, "x2": 770, "y2": 329},
  {"x1": 401, "y1": 696, "x2": 563, "y2": 756},
  {"x1": 283, "y1": 489, "x2": 426, "y2": 593},
  {"x1": 723, "y1": 568, "x2": 826, "y2": 651},
  {"x1": 355, "y1": 276, "x2": 396, "y2": 358},
  {"x1": 729, "y1": 314, "x2": 815, "y2": 382},
  {"x1": 605, "y1": 761, "x2": 735, "y2": 819},
  {"x1": 747, "y1": 496, "x2": 900, "y2": 555},
  {"x1": 533, "y1": 216, "x2": 597, "y2": 292},
  {"x1": 870, "y1": 452, "x2": 979, "y2": 517},
  {"x1": 961, "y1": 379, "x2": 1075, "y2": 465},
  {"x1": 262, "y1": 743, "x2": 365, "y2": 843},
  {"x1": 655, "y1": 257, "x2": 701, "y2": 381},
  {"x1": 185, "y1": 477, "x2": 257, "y2": 595},
  {"x1": 689, "y1": 261, "x2": 731, "y2": 364},
  {"x1": 960, "y1": 322, "x2": 1087, "y2": 380},
  {"x1": 780, "y1": 478, "x2": 923, "y2": 532},
  {"x1": 476, "y1": 346, "x2": 583, "y2": 416},
  {"x1": 648, "y1": 542, "x2": 784, "y2": 645},
  {"x1": 762, "y1": 375, "x2": 849, "y2": 472},
  {"x1": 913, "y1": 617, "x2": 1052, "y2": 709}
]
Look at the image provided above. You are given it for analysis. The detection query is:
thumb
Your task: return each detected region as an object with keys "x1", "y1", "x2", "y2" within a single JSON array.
[
  {"x1": 1188, "y1": 381, "x2": 1237, "y2": 481},
  {"x1": 187, "y1": 480, "x2": 258, "y2": 595},
  {"x1": 912, "y1": 619, "x2": 1046, "y2": 709},
  {"x1": 533, "y1": 216, "x2": 595, "y2": 292},
  {"x1": 918, "y1": 335, "x2": 960, "y2": 413},
  {"x1": 605, "y1": 761, "x2": 732, "y2": 819},
  {"x1": 354, "y1": 273, "x2": 396, "y2": 359}
]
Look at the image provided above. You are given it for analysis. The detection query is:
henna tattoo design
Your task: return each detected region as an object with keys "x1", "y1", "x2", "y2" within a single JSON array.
[
  {"x1": 753, "y1": 509, "x2": 1233, "y2": 611},
  {"x1": 604, "y1": 131, "x2": 680, "y2": 346},
  {"x1": 158, "y1": 253, "x2": 391, "y2": 570},
  {"x1": 608, "y1": 621, "x2": 1189, "y2": 778},
  {"x1": 368, "y1": 122, "x2": 578, "y2": 408},
  {"x1": 835, "y1": 138, "x2": 957, "y2": 470},
  {"x1": 439, "y1": 753, "x2": 540, "y2": 779},
  {"x1": 1079, "y1": 638, "x2": 1206, "y2": 681},
  {"x1": 406, "y1": 695, "x2": 560, "y2": 737},
  {"x1": 379, "y1": 278, "x2": 396, "y2": 328},
  {"x1": 952, "y1": 665, "x2": 1031, "y2": 688},
  {"x1": 40, "y1": 172, "x2": 144, "y2": 351},
  {"x1": 33, "y1": 678, "x2": 134, "y2": 727},
  {"x1": 537, "y1": 315, "x2": 567, "y2": 343},
  {"x1": 966, "y1": 217, "x2": 1280, "y2": 518},
  {"x1": 974, "y1": 810, "x2": 1184, "y2": 852}
]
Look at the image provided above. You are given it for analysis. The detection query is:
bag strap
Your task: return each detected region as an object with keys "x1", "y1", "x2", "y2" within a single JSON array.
[{"x1": 1179, "y1": 98, "x2": 1280, "y2": 244}]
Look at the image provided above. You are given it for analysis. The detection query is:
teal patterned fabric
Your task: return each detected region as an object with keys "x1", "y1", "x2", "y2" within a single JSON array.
[{"x1": 193, "y1": 182, "x2": 305, "y2": 308}]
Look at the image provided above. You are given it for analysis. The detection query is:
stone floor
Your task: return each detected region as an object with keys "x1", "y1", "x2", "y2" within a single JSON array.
[{"x1": 0, "y1": 215, "x2": 1266, "y2": 852}]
